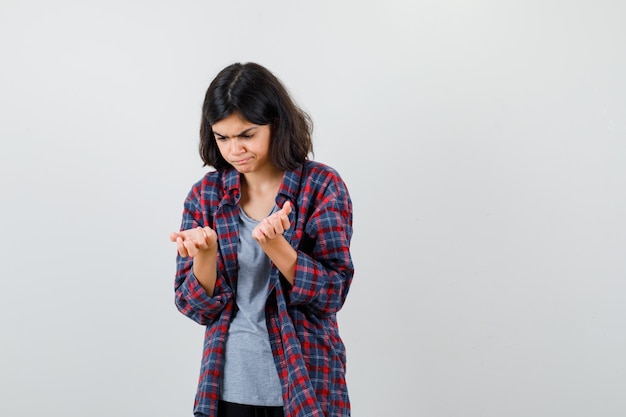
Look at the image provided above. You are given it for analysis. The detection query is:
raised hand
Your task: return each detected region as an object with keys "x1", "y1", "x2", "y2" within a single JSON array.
[
  {"x1": 252, "y1": 201, "x2": 292, "y2": 244},
  {"x1": 170, "y1": 226, "x2": 218, "y2": 258}
]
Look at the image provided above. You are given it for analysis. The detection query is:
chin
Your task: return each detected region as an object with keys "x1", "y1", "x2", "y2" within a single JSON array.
[{"x1": 235, "y1": 166, "x2": 254, "y2": 174}]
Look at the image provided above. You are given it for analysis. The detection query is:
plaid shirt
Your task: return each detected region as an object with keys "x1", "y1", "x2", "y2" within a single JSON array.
[{"x1": 174, "y1": 160, "x2": 354, "y2": 417}]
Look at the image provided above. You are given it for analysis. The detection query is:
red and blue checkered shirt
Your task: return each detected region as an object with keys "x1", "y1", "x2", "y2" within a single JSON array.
[{"x1": 174, "y1": 160, "x2": 354, "y2": 417}]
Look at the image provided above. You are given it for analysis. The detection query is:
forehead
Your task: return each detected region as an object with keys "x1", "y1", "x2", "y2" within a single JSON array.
[{"x1": 211, "y1": 112, "x2": 256, "y2": 134}]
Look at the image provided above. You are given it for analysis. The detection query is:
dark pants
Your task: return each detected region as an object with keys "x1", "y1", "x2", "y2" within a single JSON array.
[{"x1": 217, "y1": 400, "x2": 284, "y2": 417}]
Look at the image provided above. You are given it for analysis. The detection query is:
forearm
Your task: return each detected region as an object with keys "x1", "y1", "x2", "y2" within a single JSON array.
[
  {"x1": 287, "y1": 249, "x2": 353, "y2": 315},
  {"x1": 259, "y1": 235, "x2": 297, "y2": 285},
  {"x1": 192, "y1": 249, "x2": 218, "y2": 296}
]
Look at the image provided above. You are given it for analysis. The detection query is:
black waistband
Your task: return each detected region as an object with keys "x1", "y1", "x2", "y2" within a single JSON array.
[{"x1": 217, "y1": 400, "x2": 284, "y2": 417}]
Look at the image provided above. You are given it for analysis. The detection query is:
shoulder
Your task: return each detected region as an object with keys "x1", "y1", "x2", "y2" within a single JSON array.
[
  {"x1": 302, "y1": 160, "x2": 344, "y2": 185},
  {"x1": 300, "y1": 160, "x2": 350, "y2": 199},
  {"x1": 185, "y1": 169, "x2": 225, "y2": 203}
]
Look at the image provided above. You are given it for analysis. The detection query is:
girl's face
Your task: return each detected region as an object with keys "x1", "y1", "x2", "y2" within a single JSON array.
[{"x1": 212, "y1": 112, "x2": 273, "y2": 175}]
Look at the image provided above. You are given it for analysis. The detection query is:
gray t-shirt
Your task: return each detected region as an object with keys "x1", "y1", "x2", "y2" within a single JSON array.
[{"x1": 220, "y1": 206, "x2": 283, "y2": 406}]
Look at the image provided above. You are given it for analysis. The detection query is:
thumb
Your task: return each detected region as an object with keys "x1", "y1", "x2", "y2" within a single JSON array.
[{"x1": 282, "y1": 201, "x2": 292, "y2": 215}]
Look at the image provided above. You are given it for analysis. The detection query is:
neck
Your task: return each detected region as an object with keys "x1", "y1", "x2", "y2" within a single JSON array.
[{"x1": 241, "y1": 165, "x2": 284, "y2": 192}]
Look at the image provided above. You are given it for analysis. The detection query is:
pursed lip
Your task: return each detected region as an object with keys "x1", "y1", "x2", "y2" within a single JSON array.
[{"x1": 232, "y1": 157, "x2": 251, "y2": 164}]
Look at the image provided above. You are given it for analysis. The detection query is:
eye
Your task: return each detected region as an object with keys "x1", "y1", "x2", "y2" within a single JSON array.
[
  {"x1": 215, "y1": 135, "x2": 227, "y2": 142},
  {"x1": 241, "y1": 134, "x2": 253, "y2": 139}
]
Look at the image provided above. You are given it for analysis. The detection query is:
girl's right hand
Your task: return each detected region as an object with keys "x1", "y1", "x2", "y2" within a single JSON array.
[{"x1": 169, "y1": 226, "x2": 218, "y2": 258}]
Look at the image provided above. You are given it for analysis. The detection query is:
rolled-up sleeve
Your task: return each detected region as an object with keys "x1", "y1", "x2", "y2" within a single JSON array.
[
  {"x1": 173, "y1": 184, "x2": 232, "y2": 325},
  {"x1": 288, "y1": 177, "x2": 354, "y2": 317},
  {"x1": 174, "y1": 262, "x2": 232, "y2": 325}
]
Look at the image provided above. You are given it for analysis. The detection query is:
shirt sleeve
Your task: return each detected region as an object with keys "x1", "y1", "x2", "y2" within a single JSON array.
[
  {"x1": 173, "y1": 185, "x2": 233, "y2": 326},
  {"x1": 287, "y1": 176, "x2": 354, "y2": 317}
]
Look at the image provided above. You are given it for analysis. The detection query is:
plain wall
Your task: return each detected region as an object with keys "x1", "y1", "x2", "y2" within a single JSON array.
[{"x1": 1, "y1": 0, "x2": 624, "y2": 416}]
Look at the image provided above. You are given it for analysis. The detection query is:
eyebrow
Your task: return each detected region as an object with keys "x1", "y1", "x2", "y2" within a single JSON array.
[{"x1": 213, "y1": 127, "x2": 257, "y2": 139}]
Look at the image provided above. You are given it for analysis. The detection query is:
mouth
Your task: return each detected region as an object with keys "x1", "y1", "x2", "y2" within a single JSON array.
[{"x1": 232, "y1": 158, "x2": 251, "y2": 165}]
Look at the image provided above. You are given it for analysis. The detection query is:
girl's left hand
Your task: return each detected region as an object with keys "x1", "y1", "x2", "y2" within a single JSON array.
[{"x1": 252, "y1": 201, "x2": 292, "y2": 244}]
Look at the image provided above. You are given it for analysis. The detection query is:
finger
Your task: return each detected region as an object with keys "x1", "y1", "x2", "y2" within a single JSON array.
[
  {"x1": 252, "y1": 228, "x2": 266, "y2": 244},
  {"x1": 257, "y1": 222, "x2": 270, "y2": 240},
  {"x1": 176, "y1": 236, "x2": 189, "y2": 258},
  {"x1": 269, "y1": 212, "x2": 288, "y2": 235},
  {"x1": 253, "y1": 225, "x2": 268, "y2": 243},
  {"x1": 271, "y1": 216, "x2": 285, "y2": 235},
  {"x1": 279, "y1": 212, "x2": 290, "y2": 230},
  {"x1": 205, "y1": 228, "x2": 219, "y2": 249},
  {"x1": 200, "y1": 227, "x2": 210, "y2": 243},
  {"x1": 263, "y1": 220, "x2": 279, "y2": 240},
  {"x1": 170, "y1": 232, "x2": 179, "y2": 242},
  {"x1": 259, "y1": 218, "x2": 274, "y2": 243},
  {"x1": 195, "y1": 227, "x2": 207, "y2": 248},
  {"x1": 279, "y1": 202, "x2": 292, "y2": 230},
  {"x1": 183, "y1": 238, "x2": 198, "y2": 257}
]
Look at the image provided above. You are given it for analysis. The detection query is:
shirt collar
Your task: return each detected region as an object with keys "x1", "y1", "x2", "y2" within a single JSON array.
[
  {"x1": 277, "y1": 163, "x2": 304, "y2": 204},
  {"x1": 220, "y1": 162, "x2": 306, "y2": 206},
  {"x1": 221, "y1": 168, "x2": 241, "y2": 206}
]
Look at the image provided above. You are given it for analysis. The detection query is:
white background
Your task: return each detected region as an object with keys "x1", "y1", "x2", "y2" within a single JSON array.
[{"x1": 1, "y1": 1, "x2": 625, "y2": 416}]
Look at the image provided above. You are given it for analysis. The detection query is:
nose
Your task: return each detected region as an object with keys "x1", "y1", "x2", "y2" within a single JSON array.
[{"x1": 229, "y1": 138, "x2": 245, "y2": 154}]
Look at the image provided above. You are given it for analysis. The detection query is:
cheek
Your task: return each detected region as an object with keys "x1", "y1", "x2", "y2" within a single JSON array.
[{"x1": 216, "y1": 143, "x2": 229, "y2": 156}]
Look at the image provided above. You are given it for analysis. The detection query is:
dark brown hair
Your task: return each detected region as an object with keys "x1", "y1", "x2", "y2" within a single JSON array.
[{"x1": 199, "y1": 62, "x2": 313, "y2": 171}]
